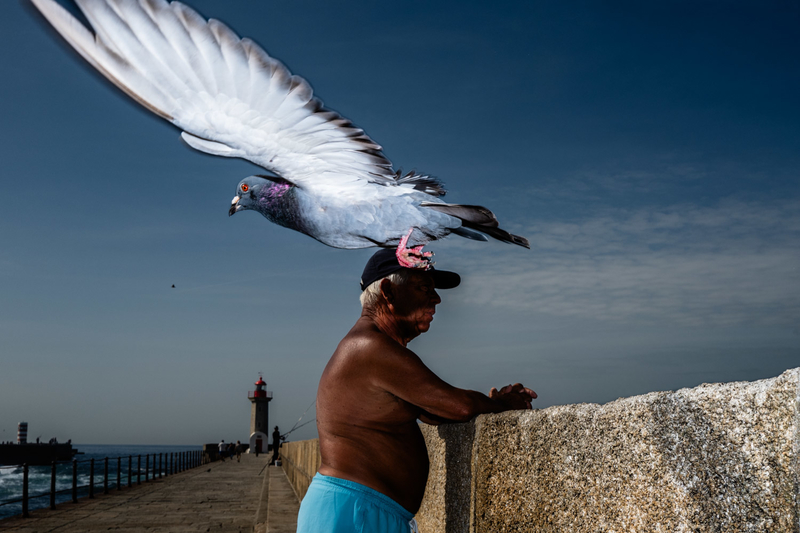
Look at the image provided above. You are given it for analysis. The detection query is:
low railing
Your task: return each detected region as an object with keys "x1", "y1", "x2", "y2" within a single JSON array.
[{"x1": 0, "y1": 450, "x2": 206, "y2": 519}]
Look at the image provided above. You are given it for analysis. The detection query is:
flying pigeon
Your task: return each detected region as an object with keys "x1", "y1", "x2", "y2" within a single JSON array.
[{"x1": 30, "y1": 0, "x2": 529, "y2": 268}]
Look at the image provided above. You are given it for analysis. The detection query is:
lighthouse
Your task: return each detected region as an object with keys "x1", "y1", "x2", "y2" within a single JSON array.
[{"x1": 247, "y1": 374, "x2": 272, "y2": 454}]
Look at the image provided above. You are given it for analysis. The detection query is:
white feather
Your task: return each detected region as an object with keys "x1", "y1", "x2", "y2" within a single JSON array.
[{"x1": 30, "y1": 0, "x2": 397, "y2": 192}]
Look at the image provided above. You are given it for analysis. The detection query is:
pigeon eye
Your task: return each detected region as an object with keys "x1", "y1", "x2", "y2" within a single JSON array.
[{"x1": 241, "y1": 184, "x2": 249, "y2": 193}]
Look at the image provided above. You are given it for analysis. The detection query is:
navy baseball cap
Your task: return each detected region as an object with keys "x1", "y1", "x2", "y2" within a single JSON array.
[{"x1": 360, "y1": 248, "x2": 461, "y2": 291}]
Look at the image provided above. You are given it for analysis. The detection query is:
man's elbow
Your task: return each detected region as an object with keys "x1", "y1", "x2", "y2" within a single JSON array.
[
  {"x1": 427, "y1": 391, "x2": 497, "y2": 423},
  {"x1": 451, "y1": 393, "x2": 490, "y2": 422},
  {"x1": 449, "y1": 404, "x2": 475, "y2": 423}
]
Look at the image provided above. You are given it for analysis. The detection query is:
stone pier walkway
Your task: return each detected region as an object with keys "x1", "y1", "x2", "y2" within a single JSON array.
[
  {"x1": 255, "y1": 467, "x2": 298, "y2": 533},
  {"x1": 0, "y1": 455, "x2": 300, "y2": 533}
]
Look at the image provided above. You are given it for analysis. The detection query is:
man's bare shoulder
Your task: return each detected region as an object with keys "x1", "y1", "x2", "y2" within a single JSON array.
[
  {"x1": 336, "y1": 316, "x2": 408, "y2": 360},
  {"x1": 319, "y1": 317, "x2": 421, "y2": 420}
]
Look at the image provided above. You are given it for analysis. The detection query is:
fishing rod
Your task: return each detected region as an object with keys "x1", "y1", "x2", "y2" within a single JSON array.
[
  {"x1": 281, "y1": 398, "x2": 316, "y2": 439},
  {"x1": 282, "y1": 418, "x2": 315, "y2": 438}
]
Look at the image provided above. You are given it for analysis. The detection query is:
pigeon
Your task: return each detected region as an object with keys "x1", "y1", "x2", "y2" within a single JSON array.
[{"x1": 30, "y1": 0, "x2": 529, "y2": 268}]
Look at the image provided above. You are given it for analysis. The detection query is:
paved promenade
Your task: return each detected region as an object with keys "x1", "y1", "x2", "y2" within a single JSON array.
[
  {"x1": 256, "y1": 467, "x2": 298, "y2": 533},
  {"x1": 0, "y1": 455, "x2": 300, "y2": 533}
]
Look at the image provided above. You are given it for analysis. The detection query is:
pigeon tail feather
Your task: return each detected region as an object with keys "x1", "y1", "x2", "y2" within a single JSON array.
[
  {"x1": 421, "y1": 202, "x2": 530, "y2": 249},
  {"x1": 450, "y1": 227, "x2": 489, "y2": 241}
]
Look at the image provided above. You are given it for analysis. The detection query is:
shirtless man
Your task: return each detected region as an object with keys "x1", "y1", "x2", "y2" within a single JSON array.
[{"x1": 296, "y1": 249, "x2": 536, "y2": 533}]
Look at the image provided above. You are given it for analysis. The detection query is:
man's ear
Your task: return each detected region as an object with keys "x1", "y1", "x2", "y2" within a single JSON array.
[{"x1": 379, "y1": 278, "x2": 394, "y2": 305}]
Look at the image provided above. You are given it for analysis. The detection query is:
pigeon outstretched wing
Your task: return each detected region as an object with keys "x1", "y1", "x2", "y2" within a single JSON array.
[{"x1": 31, "y1": 0, "x2": 396, "y2": 193}]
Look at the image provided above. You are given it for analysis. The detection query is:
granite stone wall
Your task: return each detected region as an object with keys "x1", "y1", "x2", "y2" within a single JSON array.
[
  {"x1": 417, "y1": 367, "x2": 799, "y2": 533},
  {"x1": 281, "y1": 368, "x2": 800, "y2": 532}
]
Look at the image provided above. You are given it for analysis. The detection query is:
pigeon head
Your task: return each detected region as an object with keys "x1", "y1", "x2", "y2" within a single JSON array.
[
  {"x1": 229, "y1": 175, "x2": 295, "y2": 216},
  {"x1": 229, "y1": 175, "x2": 270, "y2": 216},
  {"x1": 229, "y1": 174, "x2": 300, "y2": 233}
]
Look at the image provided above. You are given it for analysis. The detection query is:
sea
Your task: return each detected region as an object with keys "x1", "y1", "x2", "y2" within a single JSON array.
[{"x1": 0, "y1": 444, "x2": 200, "y2": 521}]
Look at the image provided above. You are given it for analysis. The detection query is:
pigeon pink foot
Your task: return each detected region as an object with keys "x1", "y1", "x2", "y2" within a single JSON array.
[{"x1": 396, "y1": 228, "x2": 433, "y2": 269}]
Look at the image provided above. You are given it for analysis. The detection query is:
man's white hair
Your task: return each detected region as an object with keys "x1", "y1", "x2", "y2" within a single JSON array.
[{"x1": 360, "y1": 270, "x2": 414, "y2": 308}]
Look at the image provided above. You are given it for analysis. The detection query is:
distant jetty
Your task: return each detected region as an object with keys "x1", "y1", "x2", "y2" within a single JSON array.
[
  {"x1": 0, "y1": 422, "x2": 77, "y2": 466},
  {"x1": 0, "y1": 442, "x2": 78, "y2": 466}
]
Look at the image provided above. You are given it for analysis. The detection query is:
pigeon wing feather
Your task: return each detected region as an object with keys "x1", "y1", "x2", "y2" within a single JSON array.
[{"x1": 30, "y1": 0, "x2": 395, "y2": 192}]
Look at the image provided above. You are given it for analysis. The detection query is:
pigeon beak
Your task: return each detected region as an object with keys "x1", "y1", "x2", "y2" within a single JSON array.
[{"x1": 229, "y1": 196, "x2": 241, "y2": 217}]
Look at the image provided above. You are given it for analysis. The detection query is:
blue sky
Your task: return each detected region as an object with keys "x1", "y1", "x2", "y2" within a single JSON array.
[{"x1": 1, "y1": 0, "x2": 798, "y2": 445}]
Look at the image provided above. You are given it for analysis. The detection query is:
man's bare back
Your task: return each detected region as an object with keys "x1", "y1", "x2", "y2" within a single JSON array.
[{"x1": 315, "y1": 268, "x2": 537, "y2": 513}]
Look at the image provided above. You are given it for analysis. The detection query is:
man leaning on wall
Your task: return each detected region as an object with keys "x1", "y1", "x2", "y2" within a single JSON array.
[{"x1": 296, "y1": 249, "x2": 536, "y2": 533}]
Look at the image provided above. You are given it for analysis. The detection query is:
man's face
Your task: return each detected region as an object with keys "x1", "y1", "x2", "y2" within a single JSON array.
[{"x1": 390, "y1": 271, "x2": 442, "y2": 338}]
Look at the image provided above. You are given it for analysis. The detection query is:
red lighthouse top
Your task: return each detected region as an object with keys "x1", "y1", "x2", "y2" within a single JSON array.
[{"x1": 253, "y1": 375, "x2": 267, "y2": 398}]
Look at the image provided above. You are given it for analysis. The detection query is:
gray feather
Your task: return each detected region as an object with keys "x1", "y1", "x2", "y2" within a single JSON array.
[
  {"x1": 395, "y1": 171, "x2": 446, "y2": 197},
  {"x1": 451, "y1": 227, "x2": 489, "y2": 241},
  {"x1": 419, "y1": 202, "x2": 498, "y2": 227},
  {"x1": 420, "y1": 202, "x2": 529, "y2": 249}
]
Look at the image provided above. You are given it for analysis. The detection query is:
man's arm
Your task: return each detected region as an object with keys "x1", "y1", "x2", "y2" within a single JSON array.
[
  {"x1": 417, "y1": 410, "x2": 452, "y2": 425},
  {"x1": 418, "y1": 384, "x2": 537, "y2": 425},
  {"x1": 370, "y1": 336, "x2": 536, "y2": 422}
]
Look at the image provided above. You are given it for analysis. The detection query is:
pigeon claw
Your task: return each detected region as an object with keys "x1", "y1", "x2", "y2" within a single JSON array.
[{"x1": 396, "y1": 228, "x2": 434, "y2": 270}]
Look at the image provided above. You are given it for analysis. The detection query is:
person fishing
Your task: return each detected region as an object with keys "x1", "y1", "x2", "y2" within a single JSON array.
[{"x1": 271, "y1": 426, "x2": 282, "y2": 465}]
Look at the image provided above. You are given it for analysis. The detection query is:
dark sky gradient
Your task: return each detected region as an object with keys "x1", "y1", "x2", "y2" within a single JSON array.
[{"x1": 1, "y1": 0, "x2": 798, "y2": 445}]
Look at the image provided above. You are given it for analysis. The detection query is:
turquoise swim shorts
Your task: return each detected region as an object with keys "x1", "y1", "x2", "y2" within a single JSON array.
[{"x1": 296, "y1": 473, "x2": 418, "y2": 533}]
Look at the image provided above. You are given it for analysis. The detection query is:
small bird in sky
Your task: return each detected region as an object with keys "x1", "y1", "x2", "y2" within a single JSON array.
[{"x1": 30, "y1": 0, "x2": 529, "y2": 268}]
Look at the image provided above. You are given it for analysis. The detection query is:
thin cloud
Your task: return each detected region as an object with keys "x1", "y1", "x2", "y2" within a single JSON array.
[{"x1": 453, "y1": 198, "x2": 800, "y2": 327}]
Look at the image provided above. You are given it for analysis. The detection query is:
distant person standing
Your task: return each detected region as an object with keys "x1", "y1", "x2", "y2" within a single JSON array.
[
  {"x1": 236, "y1": 440, "x2": 242, "y2": 462},
  {"x1": 272, "y1": 426, "x2": 281, "y2": 465},
  {"x1": 218, "y1": 439, "x2": 226, "y2": 462}
]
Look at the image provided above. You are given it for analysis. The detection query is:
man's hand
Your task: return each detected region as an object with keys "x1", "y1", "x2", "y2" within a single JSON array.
[{"x1": 489, "y1": 383, "x2": 537, "y2": 410}]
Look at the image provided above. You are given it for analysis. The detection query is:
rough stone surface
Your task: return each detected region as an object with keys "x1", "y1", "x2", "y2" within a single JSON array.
[
  {"x1": 418, "y1": 367, "x2": 800, "y2": 533},
  {"x1": 416, "y1": 422, "x2": 475, "y2": 533}
]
